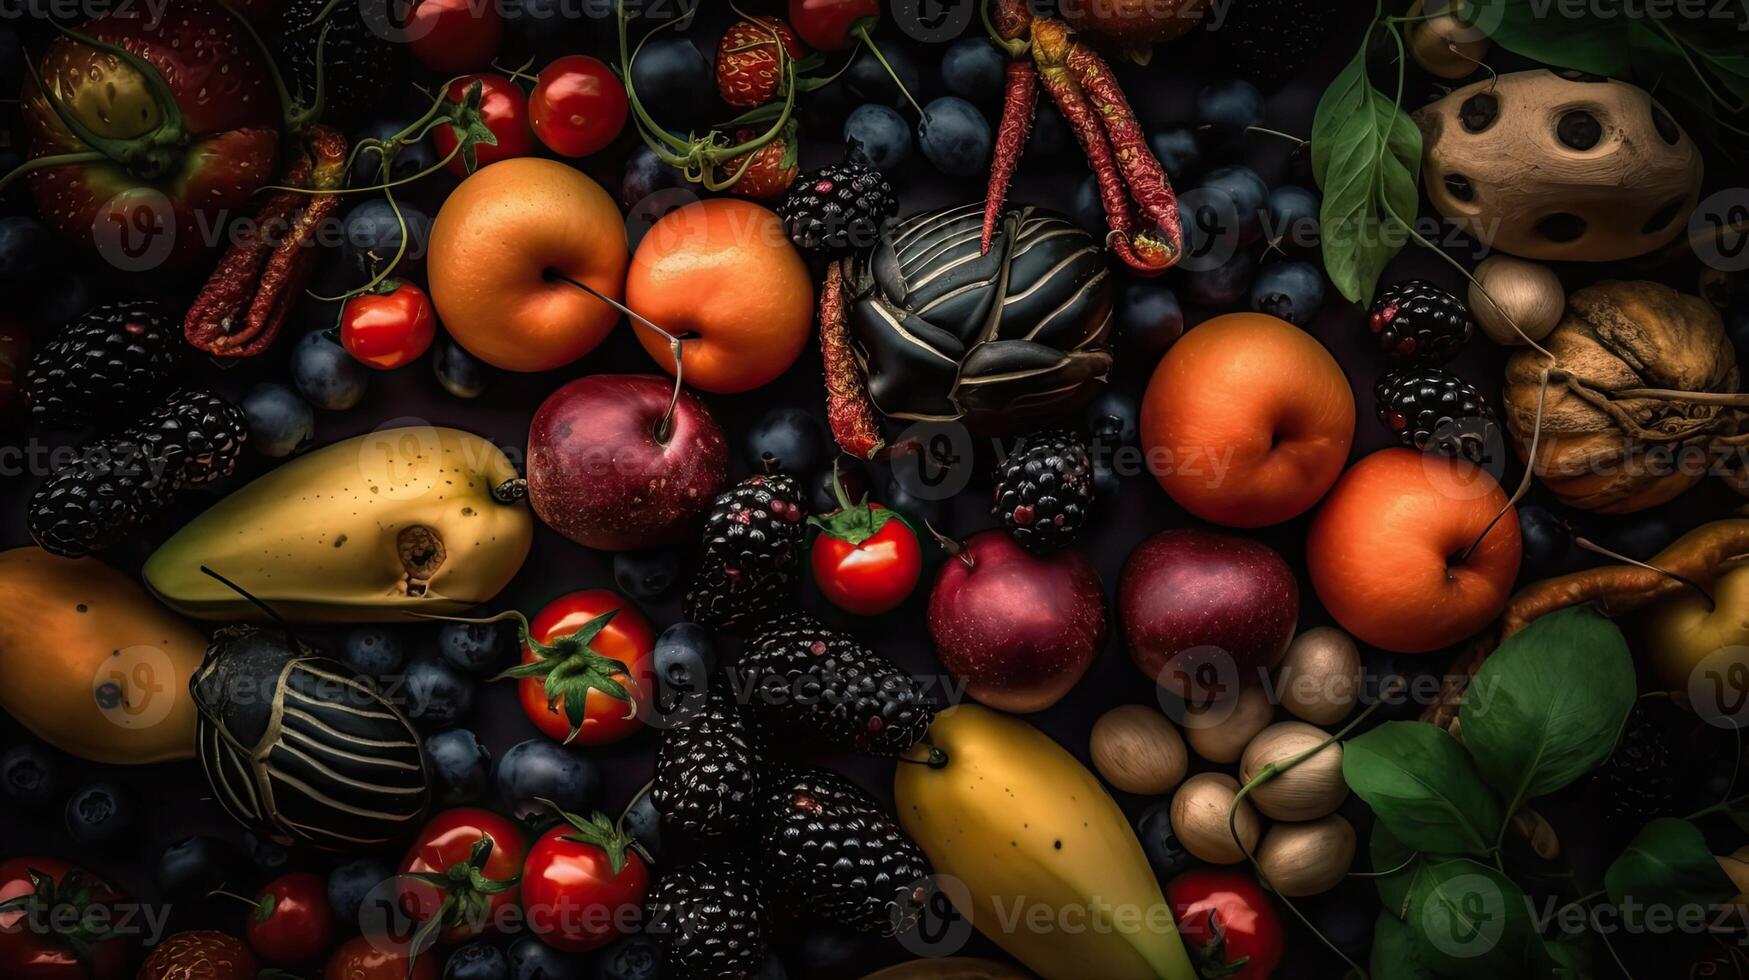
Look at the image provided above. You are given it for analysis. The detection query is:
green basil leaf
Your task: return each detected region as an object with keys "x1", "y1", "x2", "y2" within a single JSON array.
[
  {"x1": 1310, "y1": 35, "x2": 1422, "y2": 305},
  {"x1": 1460, "y1": 605, "x2": 1636, "y2": 816},
  {"x1": 1370, "y1": 911, "x2": 1436, "y2": 980},
  {"x1": 1406, "y1": 859, "x2": 1539, "y2": 979},
  {"x1": 1343, "y1": 721, "x2": 1502, "y2": 856},
  {"x1": 1604, "y1": 817, "x2": 1736, "y2": 918},
  {"x1": 1370, "y1": 822, "x2": 1423, "y2": 915},
  {"x1": 1461, "y1": 0, "x2": 1636, "y2": 76},
  {"x1": 1543, "y1": 934, "x2": 1598, "y2": 980}
]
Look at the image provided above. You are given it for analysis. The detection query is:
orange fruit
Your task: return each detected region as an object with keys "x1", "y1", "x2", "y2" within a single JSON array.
[
  {"x1": 427, "y1": 158, "x2": 628, "y2": 372},
  {"x1": 625, "y1": 199, "x2": 813, "y2": 394}
]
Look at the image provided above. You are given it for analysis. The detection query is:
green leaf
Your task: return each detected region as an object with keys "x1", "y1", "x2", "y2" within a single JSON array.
[
  {"x1": 1370, "y1": 912, "x2": 1436, "y2": 980},
  {"x1": 1605, "y1": 817, "x2": 1736, "y2": 919},
  {"x1": 1343, "y1": 721, "x2": 1502, "y2": 856},
  {"x1": 1407, "y1": 859, "x2": 1539, "y2": 979},
  {"x1": 1543, "y1": 934, "x2": 1597, "y2": 980},
  {"x1": 1461, "y1": 0, "x2": 1636, "y2": 76},
  {"x1": 1460, "y1": 605, "x2": 1636, "y2": 818},
  {"x1": 1370, "y1": 822, "x2": 1423, "y2": 915},
  {"x1": 1310, "y1": 33, "x2": 1422, "y2": 305}
]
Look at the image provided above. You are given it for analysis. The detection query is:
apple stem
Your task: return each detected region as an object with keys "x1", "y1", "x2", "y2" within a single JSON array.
[
  {"x1": 1458, "y1": 367, "x2": 1549, "y2": 568},
  {"x1": 548, "y1": 271, "x2": 689, "y2": 443},
  {"x1": 1573, "y1": 536, "x2": 1717, "y2": 612},
  {"x1": 924, "y1": 520, "x2": 974, "y2": 569}
]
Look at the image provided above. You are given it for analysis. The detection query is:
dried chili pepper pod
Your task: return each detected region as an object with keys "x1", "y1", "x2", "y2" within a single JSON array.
[
  {"x1": 1064, "y1": 39, "x2": 1182, "y2": 270},
  {"x1": 819, "y1": 261, "x2": 884, "y2": 459},
  {"x1": 982, "y1": 61, "x2": 1038, "y2": 256},
  {"x1": 184, "y1": 125, "x2": 349, "y2": 357}
]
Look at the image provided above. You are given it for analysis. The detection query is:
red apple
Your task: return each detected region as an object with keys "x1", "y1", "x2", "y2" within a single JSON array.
[
  {"x1": 1308, "y1": 448, "x2": 1520, "y2": 653},
  {"x1": 1120, "y1": 528, "x2": 1298, "y2": 700},
  {"x1": 927, "y1": 531, "x2": 1107, "y2": 713},
  {"x1": 526, "y1": 374, "x2": 728, "y2": 550}
]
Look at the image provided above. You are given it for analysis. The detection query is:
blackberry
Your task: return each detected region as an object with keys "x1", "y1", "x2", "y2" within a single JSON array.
[
  {"x1": 777, "y1": 163, "x2": 897, "y2": 253},
  {"x1": 1368, "y1": 280, "x2": 1473, "y2": 363},
  {"x1": 684, "y1": 474, "x2": 807, "y2": 632},
  {"x1": 993, "y1": 428, "x2": 1094, "y2": 554},
  {"x1": 28, "y1": 389, "x2": 246, "y2": 557},
  {"x1": 25, "y1": 300, "x2": 182, "y2": 427},
  {"x1": 737, "y1": 615, "x2": 933, "y2": 757},
  {"x1": 654, "y1": 682, "x2": 761, "y2": 839},
  {"x1": 646, "y1": 854, "x2": 767, "y2": 980},
  {"x1": 1375, "y1": 368, "x2": 1499, "y2": 465},
  {"x1": 275, "y1": 0, "x2": 399, "y2": 123},
  {"x1": 758, "y1": 764, "x2": 929, "y2": 936},
  {"x1": 1570, "y1": 700, "x2": 1692, "y2": 830}
]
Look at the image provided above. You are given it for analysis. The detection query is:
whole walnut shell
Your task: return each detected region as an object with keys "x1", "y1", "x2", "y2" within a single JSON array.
[{"x1": 1503, "y1": 280, "x2": 1739, "y2": 513}]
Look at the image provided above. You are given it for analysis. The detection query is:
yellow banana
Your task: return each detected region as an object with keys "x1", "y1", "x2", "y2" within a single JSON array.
[{"x1": 894, "y1": 705, "x2": 1196, "y2": 980}]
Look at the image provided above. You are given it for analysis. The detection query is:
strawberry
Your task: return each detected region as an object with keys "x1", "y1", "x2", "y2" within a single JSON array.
[
  {"x1": 721, "y1": 127, "x2": 800, "y2": 201},
  {"x1": 716, "y1": 17, "x2": 805, "y2": 108},
  {"x1": 18, "y1": 0, "x2": 280, "y2": 270}
]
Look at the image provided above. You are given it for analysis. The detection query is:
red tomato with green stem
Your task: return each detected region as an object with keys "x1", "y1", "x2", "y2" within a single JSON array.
[
  {"x1": 406, "y1": 0, "x2": 503, "y2": 75},
  {"x1": 494, "y1": 590, "x2": 656, "y2": 746},
  {"x1": 529, "y1": 55, "x2": 629, "y2": 159},
  {"x1": 239, "y1": 872, "x2": 335, "y2": 966},
  {"x1": 397, "y1": 808, "x2": 527, "y2": 949},
  {"x1": 520, "y1": 804, "x2": 650, "y2": 952},
  {"x1": 341, "y1": 279, "x2": 438, "y2": 370},
  {"x1": 323, "y1": 936, "x2": 437, "y2": 980},
  {"x1": 810, "y1": 471, "x2": 922, "y2": 616},
  {"x1": 1165, "y1": 869, "x2": 1284, "y2": 980},
  {"x1": 432, "y1": 75, "x2": 534, "y2": 179},
  {"x1": 0, "y1": 858, "x2": 130, "y2": 979}
]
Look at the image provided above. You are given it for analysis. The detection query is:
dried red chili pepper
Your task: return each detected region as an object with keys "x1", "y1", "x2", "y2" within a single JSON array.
[
  {"x1": 819, "y1": 261, "x2": 884, "y2": 460},
  {"x1": 184, "y1": 125, "x2": 348, "y2": 357},
  {"x1": 1064, "y1": 39, "x2": 1182, "y2": 269},
  {"x1": 981, "y1": 61, "x2": 1037, "y2": 255}
]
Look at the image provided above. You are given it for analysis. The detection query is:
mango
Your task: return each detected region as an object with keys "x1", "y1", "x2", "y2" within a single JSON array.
[
  {"x1": 0, "y1": 548, "x2": 204, "y2": 764},
  {"x1": 145, "y1": 426, "x2": 533, "y2": 622}
]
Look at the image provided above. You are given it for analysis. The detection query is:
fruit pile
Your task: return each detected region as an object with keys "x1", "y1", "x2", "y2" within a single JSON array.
[{"x1": 2, "y1": 2, "x2": 1748, "y2": 980}]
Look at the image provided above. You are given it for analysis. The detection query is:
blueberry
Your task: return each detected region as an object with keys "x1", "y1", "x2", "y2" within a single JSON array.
[
  {"x1": 341, "y1": 199, "x2": 433, "y2": 281},
  {"x1": 918, "y1": 96, "x2": 993, "y2": 177},
  {"x1": 844, "y1": 104, "x2": 913, "y2": 172},
  {"x1": 244, "y1": 831, "x2": 293, "y2": 875},
  {"x1": 341, "y1": 626, "x2": 405, "y2": 676},
  {"x1": 614, "y1": 550, "x2": 681, "y2": 601},
  {"x1": 750, "y1": 953, "x2": 787, "y2": 980},
  {"x1": 881, "y1": 468, "x2": 947, "y2": 533},
  {"x1": 746, "y1": 406, "x2": 829, "y2": 476},
  {"x1": 402, "y1": 656, "x2": 476, "y2": 729},
  {"x1": 1031, "y1": 101, "x2": 1072, "y2": 157},
  {"x1": 33, "y1": 271, "x2": 96, "y2": 326},
  {"x1": 621, "y1": 145, "x2": 687, "y2": 211},
  {"x1": 242, "y1": 383, "x2": 315, "y2": 458},
  {"x1": 1248, "y1": 259, "x2": 1326, "y2": 326},
  {"x1": 1267, "y1": 186, "x2": 1320, "y2": 249},
  {"x1": 327, "y1": 857, "x2": 393, "y2": 927},
  {"x1": 1181, "y1": 249, "x2": 1259, "y2": 308},
  {"x1": 446, "y1": 941, "x2": 512, "y2": 980},
  {"x1": 1114, "y1": 279, "x2": 1185, "y2": 360},
  {"x1": 808, "y1": 462, "x2": 869, "y2": 515},
  {"x1": 1085, "y1": 388, "x2": 1141, "y2": 446},
  {"x1": 1518, "y1": 504, "x2": 1574, "y2": 577},
  {"x1": 438, "y1": 619, "x2": 515, "y2": 675},
  {"x1": 790, "y1": 922, "x2": 885, "y2": 978},
  {"x1": 595, "y1": 934, "x2": 664, "y2": 980},
  {"x1": 1148, "y1": 128, "x2": 1202, "y2": 181},
  {"x1": 292, "y1": 330, "x2": 370, "y2": 411},
  {"x1": 1598, "y1": 513, "x2": 1674, "y2": 562},
  {"x1": 0, "y1": 743, "x2": 60, "y2": 810},
  {"x1": 155, "y1": 835, "x2": 245, "y2": 899},
  {"x1": 629, "y1": 37, "x2": 713, "y2": 127},
  {"x1": 653, "y1": 622, "x2": 716, "y2": 703},
  {"x1": 64, "y1": 781, "x2": 137, "y2": 848},
  {"x1": 1135, "y1": 801, "x2": 1196, "y2": 880},
  {"x1": 509, "y1": 933, "x2": 590, "y2": 980},
  {"x1": 495, "y1": 740, "x2": 603, "y2": 823},
  {"x1": 427, "y1": 728, "x2": 493, "y2": 805},
  {"x1": 845, "y1": 40, "x2": 921, "y2": 107},
  {"x1": 433, "y1": 335, "x2": 490, "y2": 399},
  {"x1": 1195, "y1": 78, "x2": 1265, "y2": 138},
  {"x1": 0, "y1": 215, "x2": 49, "y2": 285},
  {"x1": 619, "y1": 787, "x2": 663, "y2": 865},
  {"x1": 1198, "y1": 165, "x2": 1269, "y2": 245},
  {"x1": 940, "y1": 37, "x2": 1006, "y2": 107},
  {"x1": 349, "y1": 116, "x2": 437, "y2": 188},
  {"x1": 1071, "y1": 174, "x2": 1105, "y2": 237}
]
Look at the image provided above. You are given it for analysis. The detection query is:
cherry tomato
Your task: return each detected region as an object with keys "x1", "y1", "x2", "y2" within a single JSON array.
[
  {"x1": 510, "y1": 591, "x2": 656, "y2": 746},
  {"x1": 397, "y1": 808, "x2": 527, "y2": 946},
  {"x1": 1165, "y1": 869, "x2": 1284, "y2": 980},
  {"x1": 529, "y1": 55, "x2": 629, "y2": 159},
  {"x1": 0, "y1": 859, "x2": 129, "y2": 979},
  {"x1": 432, "y1": 74, "x2": 534, "y2": 179},
  {"x1": 244, "y1": 872, "x2": 335, "y2": 966},
  {"x1": 0, "y1": 319, "x2": 27, "y2": 419},
  {"x1": 811, "y1": 501, "x2": 922, "y2": 615},
  {"x1": 323, "y1": 935, "x2": 437, "y2": 980},
  {"x1": 341, "y1": 280, "x2": 438, "y2": 370},
  {"x1": 788, "y1": 0, "x2": 879, "y2": 50},
  {"x1": 520, "y1": 807, "x2": 650, "y2": 952},
  {"x1": 406, "y1": 0, "x2": 502, "y2": 75}
]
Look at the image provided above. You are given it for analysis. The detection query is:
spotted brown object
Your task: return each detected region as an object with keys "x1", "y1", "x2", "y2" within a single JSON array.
[
  {"x1": 716, "y1": 16, "x2": 803, "y2": 108},
  {"x1": 138, "y1": 931, "x2": 259, "y2": 980}
]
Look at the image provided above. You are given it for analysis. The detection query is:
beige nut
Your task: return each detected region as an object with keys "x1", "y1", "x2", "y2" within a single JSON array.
[
  {"x1": 1240, "y1": 721, "x2": 1348, "y2": 821},
  {"x1": 1470, "y1": 255, "x2": 1564, "y2": 346},
  {"x1": 1407, "y1": 0, "x2": 1490, "y2": 79},
  {"x1": 1090, "y1": 704, "x2": 1190, "y2": 796},
  {"x1": 1256, "y1": 815, "x2": 1357, "y2": 897},
  {"x1": 1170, "y1": 772, "x2": 1261, "y2": 865},
  {"x1": 1183, "y1": 685, "x2": 1275, "y2": 764},
  {"x1": 1276, "y1": 627, "x2": 1362, "y2": 726}
]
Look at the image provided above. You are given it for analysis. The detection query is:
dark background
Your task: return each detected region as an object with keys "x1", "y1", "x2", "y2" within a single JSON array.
[{"x1": 3, "y1": 1, "x2": 1747, "y2": 977}]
